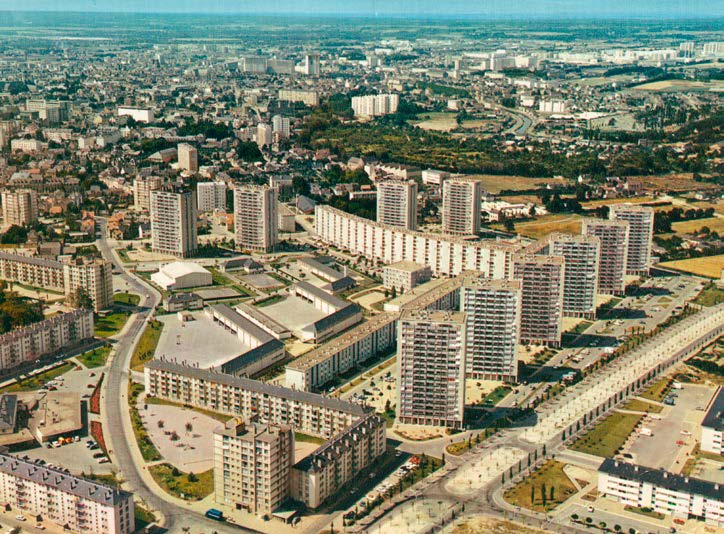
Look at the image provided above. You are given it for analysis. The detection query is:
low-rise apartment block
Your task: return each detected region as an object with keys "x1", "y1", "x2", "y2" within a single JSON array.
[
  {"x1": 598, "y1": 459, "x2": 723, "y2": 527},
  {"x1": 1, "y1": 189, "x2": 38, "y2": 227},
  {"x1": 382, "y1": 261, "x2": 432, "y2": 292},
  {"x1": 278, "y1": 89, "x2": 319, "y2": 107},
  {"x1": 0, "y1": 310, "x2": 93, "y2": 373},
  {"x1": 0, "y1": 447, "x2": 135, "y2": 534}
]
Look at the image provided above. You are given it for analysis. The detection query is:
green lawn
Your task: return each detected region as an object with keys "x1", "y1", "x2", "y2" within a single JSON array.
[
  {"x1": 0, "y1": 362, "x2": 75, "y2": 393},
  {"x1": 620, "y1": 398, "x2": 663, "y2": 413},
  {"x1": 504, "y1": 460, "x2": 577, "y2": 513},
  {"x1": 114, "y1": 292, "x2": 140, "y2": 306},
  {"x1": 256, "y1": 295, "x2": 284, "y2": 307},
  {"x1": 482, "y1": 386, "x2": 512, "y2": 406},
  {"x1": 131, "y1": 320, "x2": 163, "y2": 371},
  {"x1": 149, "y1": 464, "x2": 214, "y2": 501},
  {"x1": 294, "y1": 431, "x2": 325, "y2": 445},
  {"x1": 128, "y1": 382, "x2": 162, "y2": 462},
  {"x1": 693, "y1": 283, "x2": 724, "y2": 307},
  {"x1": 77, "y1": 346, "x2": 111, "y2": 368},
  {"x1": 569, "y1": 411, "x2": 643, "y2": 457},
  {"x1": 95, "y1": 310, "x2": 131, "y2": 338},
  {"x1": 639, "y1": 377, "x2": 672, "y2": 402}
]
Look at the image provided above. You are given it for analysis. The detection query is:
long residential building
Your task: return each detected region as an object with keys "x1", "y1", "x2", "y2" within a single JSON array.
[
  {"x1": 1, "y1": 189, "x2": 38, "y2": 227},
  {"x1": 598, "y1": 458, "x2": 723, "y2": 527},
  {"x1": 397, "y1": 309, "x2": 467, "y2": 429},
  {"x1": 150, "y1": 187, "x2": 198, "y2": 258},
  {"x1": 144, "y1": 361, "x2": 384, "y2": 510},
  {"x1": 583, "y1": 218, "x2": 629, "y2": 296},
  {"x1": 278, "y1": 89, "x2": 319, "y2": 107},
  {"x1": 234, "y1": 185, "x2": 278, "y2": 252},
  {"x1": 610, "y1": 204, "x2": 654, "y2": 275},
  {"x1": 513, "y1": 255, "x2": 564, "y2": 347},
  {"x1": 0, "y1": 309, "x2": 94, "y2": 373},
  {"x1": 0, "y1": 448, "x2": 135, "y2": 534},
  {"x1": 315, "y1": 205, "x2": 518, "y2": 277},
  {"x1": 548, "y1": 233, "x2": 600, "y2": 320},
  {"x1": 0, "y1": 252, "x2": 113, "y2": 311},
  {"x1": 351, "y1": 94, "x2": 399, "y2": 117},
  {"x1": 461, "y1": 278, "x2": 521, "y2": 382},
  {"x1": 442, "y1": 177, "x2": 482, "y2": 236}
]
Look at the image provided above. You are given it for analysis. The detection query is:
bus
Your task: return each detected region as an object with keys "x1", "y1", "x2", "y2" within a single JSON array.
[{"x1": 205, "y1": 509, "x2": 224, "y2": 521}]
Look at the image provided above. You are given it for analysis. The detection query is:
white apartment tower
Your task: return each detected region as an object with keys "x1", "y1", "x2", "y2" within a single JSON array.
[
  {"x1": 233, "y1": 185, "x2": 278, "y2": 252},
  {"x1": 549, "y1": 233, "x2": 600, "y2": 320},
  {"x1": 397, "y1": 310, "x2": 467, "y2": 429},
  {"x1": 351, "y1": 94, "x2": 400, "y2": 117},
  {"x1": 150, "y1": 188, "x2": 198, "y2": 258},
  {"x1": 133, "y1": 175, "x2": 164, "y2": 211},
  {"x1": 256, "y1": 123, "x2": 273, "y2": 147},
  {"x1": 610, "y1": 205, "x2": 654, "y2": 275},
  {"x1": 303, "y1": 53, "x2": 320, "y2": 76},
  {"x1": 196, "y1": 181, "x2": 227, "y2": 212},
  {"x1": 272, "y1": 115, "x2": 291, "y2": 138},
  {"x1": 1, "y1": 189, "x2": 37, "y2": 227},
  {"x1": 461, "y1": 278, "x2": 521, "y2": 382},
  {"x1": 513, "y1": 255, "x2": 564, "y2": 347},
  {"x1": 376, "y1": 179, "x2": 418, "y2": 230},
  {"x1": 583, "y1": 219, "x2": 629, "y2": 296},
  {"x1": 178, "y1": 143, "x2": 198, "y2": 172},
  {"x1": 442, "y1": 177, "x2": 482, "y2": 235},
  {"x1": 214, "y1": 418, "x2": 293, "y2": 516}
]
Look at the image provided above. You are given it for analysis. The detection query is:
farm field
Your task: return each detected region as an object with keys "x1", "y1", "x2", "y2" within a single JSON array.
[
  {"x1": 410, "y1": 112, "x2": 459, "y2": 132},
  {"x1": 469, "y1": 174, "x2": 564, "y2": 194},
  {"x1": 495, "y1": 214, "x2": 585, "y2": 239},
  {"x1": 670, "y1": 217, "x2": 724, "y2": 235},
  {"x1": 633, "y1": 79, "x2": 724, "y2": 92},
  {"x1": 658, "y1": 255, "x2": 724, "y2": 279}
]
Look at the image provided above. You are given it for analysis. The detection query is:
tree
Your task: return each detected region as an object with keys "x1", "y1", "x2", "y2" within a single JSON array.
[
  {"x1": 188, "y1": 472, "x2": 198, "y2": 483},
  {"x1": 541, "y1": 483, "x2": 547, "y2": 506},
  {"x1": 550, "y1": 485, "x2": 555, "y2": 501},
  {"x1": 171, "y1": 466, "x2": 181, "y2": 477},
  {"x1": 614, "y1": 525, "x2": 622, "y2": 533},
  {"x1": 67, "y1": 287, "x2": 94, "y2": 310},
  {"x1": 530, "y1": 485, "x2": 535, "y2": 504}
]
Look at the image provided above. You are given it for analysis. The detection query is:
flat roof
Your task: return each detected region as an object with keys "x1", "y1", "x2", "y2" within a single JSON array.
[
  {"x1": 600, "y1": 458, "x2": 723, "y2": 502},
  {"x1": 147, "y1": 359, "x2": 369, "y2": 417},
  {"x1": 0, "y1": 395, "x2": 17, "y2": 433},
  {"x1": 235, "y1": 302, "x2": 290, "y2": 337},
  {"x1": 294, "y1": 281, "x2": 348, "y2": 310},
  {"x1": 210, "y1": 304, "x2": 274, "y2": 344},
  {"x1": 384, "y1": 261, "x2": 428, "y2": 273},
  {"x1": 702, "y1": 386, "x2": 724, "y2": 432},
  {"x1": 298, "y1": 257, "x2": 346, "y2": 282}
]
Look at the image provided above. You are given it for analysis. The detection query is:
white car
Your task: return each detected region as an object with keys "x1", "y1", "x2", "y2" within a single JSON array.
[{"x1": 15, "y1": 515, "x2": 26, "y2": 521}]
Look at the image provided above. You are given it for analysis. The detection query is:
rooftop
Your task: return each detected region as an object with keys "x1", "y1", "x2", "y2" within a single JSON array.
[{"x1": 702, "y1": 386, "x2": 724, "y2": 432}]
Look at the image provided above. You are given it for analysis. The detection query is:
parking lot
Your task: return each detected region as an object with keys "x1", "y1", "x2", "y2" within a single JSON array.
[
  {"x1": 22, "y1": 439, "x2": 113, "y2": 476},
  {"x1": 626, "y1": 383, "x2": 716, "y2": 471}
]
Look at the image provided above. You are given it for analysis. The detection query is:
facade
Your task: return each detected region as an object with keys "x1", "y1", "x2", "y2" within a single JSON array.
[
  {"x1": 1, "y1": 189, "x2": 38, "y2": 227},
  {"x1": 178, "y1": 143, "x2": 199, "y2": 172},
  {"x1": 610, "y1": 204, "x2": 654, "y2": 275},
  {"x1": 376, "y1": 179, "x2": 418, "y2": 230},
  {"x1": 397, "y1": 310, "x2": 467, "y2": 429},
  {"x1": 196, "y1": 181, "x2": 227, "y2": 213},
  {"x1": 513, "y1": 255, "x2": 564, "y2": 347},
  {"x1": 291, "y1": 413, "x2": 385, "y2": 509},
  {"x1": 63, "y1": 259, "x2": 114, "y2": 311},
  {"x1": 351, "y1": 94, "x2": 399, "y2": 117},
  {"x1": 583, "y1": 219, "x2": 629, "y2": 296},
  {"x1": 701, "y1": 386, "x2": 723, "y2": 455},
  {"x1": 150, "y1": 188, "x2": 198, "y2": 258},
  {"x1": 0, "y1": 310, "x2": 94, "y2": 374},
  {"x1": 277, "y1": 89, "x2": 319, "y2": 107},
  {"x1": 272, "y1": 115, "x2": 291, "y2": 138},
  {"x1": 290, "y1": 282, "x2": 362, "y2": 342},
  {"x1": 421, "y1": 169, "x2": 450, "y2": 187},
  {"x1": 549, "y1": 233, "x2": 600, "y2": 320},
  {"x1": 0, "y1": 448, "x2": 135, "y2": 534},
  {"x1": 382, "y1": 261, "x2": 432, "y2": 292},
  {"x1": 461, "y1": 278, "x2": 521, "y2": 382},
  {"x1": 132, "y1": 175, "x2": 164, "y2": 212},
  {"x1": 213, "y1": 419, "x2": 293, "y2": 516},
  {"x1": 442, "y1": 177, "x2": 482, "y2": 235},
  {"x1": 117, "y1": 106, "x2": 153, "y2": 123},
  {"x1": 315, "y1": 205, "x2": 517, "y2": 278},
  {"x1": 256, "y1": 123, "x2": 273, "y2": 147},
  {"x1": 285, "y1": 313, "x2": 398, "y2": 392},
  {"x1": 598, "y1": 459, "x2": 723, "y2": 527},
  {"x1": 234, "y1": 185, "x2": 278, "y2": 252},
  {"x1": 0, "y1": 253, "x2": 112, "y2": 311}
]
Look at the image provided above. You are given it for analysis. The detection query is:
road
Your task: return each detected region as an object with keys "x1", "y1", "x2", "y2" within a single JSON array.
[{"x1": 96, "y1": 219, "x2": 251, "y2": 534}]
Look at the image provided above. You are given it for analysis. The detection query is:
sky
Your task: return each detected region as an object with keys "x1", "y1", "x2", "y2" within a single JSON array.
[{"x1": 5, "y1": 0, "x2": 722, "y2": 18}]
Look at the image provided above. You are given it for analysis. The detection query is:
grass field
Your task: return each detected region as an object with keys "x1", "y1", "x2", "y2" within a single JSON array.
[
  {"x1": 129, "y1": 382, "x2": 162, "y2": 462},
  {"x1": 0, "y1": 362, "x2": 75, "y2": 393},
  {"x1": 411, "y1": 112, "x2": 459, "y2": 132},
  {"x1": 569, "y1": 411, "x2": 643, "y2": 457},
  {"x1": 149, "y1": 463, "x2": 213, "y2": 501},
  {"x1": 620, "y1": 398, "x2": 663, "y2": 413},
  {"x1": 581, "y1": 196, "x2": 655, "y2": 209},
  {"x1": 114, "y1": 292, "x2": 140, "y2": 306},
  {"x1": 693, "y1": 284, "x2": 724, "y2": 307},
  {"x1": 633, "y1": 80, "x2": 724, "y2": 92},
  {"x1": 468, "y1": 174, "x2": 563, "y2": 194},
  {"x1": 77, "y1": 346, "x2": 111, "y2": 368},
  {"x1": 503, "y1": 460, "x2": 577, "y2": 513},
  {"x1": 94, "y1": 310, "x2": 131, "y2": 338},
  {"x1": 658, "y1": 255, "x2": 724, "y2": 279},
  {"x1": 640, "y1": 377, "x2": 672, "y2": 402},
  {"x1": 497, "y1": 214, "x2": 585, "y2": 239},
  {"x1": 131, "y1": 320, "x2": 163, "y2": 371},
  {"x1": 294, "y1": 431, "x2": 325, "y2": 445},
  {"x1": 670, "y1": 217, "x2": 724, "y2": 236}
]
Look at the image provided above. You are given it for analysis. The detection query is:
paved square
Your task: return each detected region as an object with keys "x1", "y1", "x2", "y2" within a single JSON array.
[
  {"x1": 242, "y1": 273, "x2": 283, "y2": 289},
  {"x1": 154, "y1": 311, "x2": 250, "y2": 369}
]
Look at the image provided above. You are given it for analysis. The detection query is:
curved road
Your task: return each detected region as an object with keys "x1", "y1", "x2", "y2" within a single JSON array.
[{"x1": 96, "y1": 220, "x2": 251, "y2": 533}]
